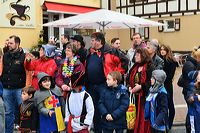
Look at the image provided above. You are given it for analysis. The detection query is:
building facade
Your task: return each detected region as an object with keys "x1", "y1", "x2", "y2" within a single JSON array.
[
  {"x1": 105, "y1": 0, "x2": 200, "y2": 51},
  {"x1": 0, "y1": 0, "x2": 100, "y2": 49}
]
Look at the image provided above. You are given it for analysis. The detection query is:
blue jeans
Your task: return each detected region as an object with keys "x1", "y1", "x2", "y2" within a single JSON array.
[
  {"x1": 0, "y1": 97, "x2": 5, "y2": 133},
  {"x1": 3, "y1": 88, "x2": 22, "y2": 133}
]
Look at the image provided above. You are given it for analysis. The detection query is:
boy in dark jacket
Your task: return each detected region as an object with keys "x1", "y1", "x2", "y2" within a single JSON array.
[
  {"x1": 145, "y1": 70, "x2": 168, "y2": 133},
  {"x1": 98, "y1": 71, "x2": 129, "y2": 133},
  {"x1": 18, "y1": 87, "x2": 37, "y2": 133}
]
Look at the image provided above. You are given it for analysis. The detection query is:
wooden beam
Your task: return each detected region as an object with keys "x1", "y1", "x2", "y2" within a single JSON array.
[
  {"x1": 166, "y1": 0, "x2": 168, "y2": 13},
  {"x1": 197, "y1": 0, "x2": 199, "y2": 10},
  {"x1": 126, "y1": 0, "x2": 128, "y2": 14},
  {"x1": 178, "y1": 0, "x2": 181, "y2": 11},
  {"x1": 117, "y1": 0, "x2": 171, "y2": 8},
  {"x1": 108, "y1": 0, "x2": 111, "y2": 10},
  {"x1": 186, "y1": 0, "x2": 188, "y2": 11},
  {"x1": 156, "y1": 0, "x2": 158, "y2": 13},
  {"x1": 133, "y1": 0, "x2": 135, "y2": 16},
  {"x1": 119, "y1": 0, "x2": 122, "y2": 13},
  {"x1": 142, "y1": 0, "x2": 145, "y2": 14},
  {"x1": 133, "y1": 9, "x2": 200, "y2": 17}
]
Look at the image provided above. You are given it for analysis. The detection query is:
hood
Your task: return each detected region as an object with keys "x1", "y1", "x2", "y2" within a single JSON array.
[
  {"x1": 37, "y1": 72, "x2": 51, "y2": 84},
  {"x1": 150, "y1": 70, "x2": 166, "y2": 93},
  {"x1": 42, "y1": 44, "x2": 56, "y2": 58}
]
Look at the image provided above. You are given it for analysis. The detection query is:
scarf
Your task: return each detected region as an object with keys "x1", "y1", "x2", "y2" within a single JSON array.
[
  {"x1": 129, "y1": 63, "x2": 147, "y2": 88},
  {"x1": 90, "y1": 48, "x2": 102, "y2": 57}
]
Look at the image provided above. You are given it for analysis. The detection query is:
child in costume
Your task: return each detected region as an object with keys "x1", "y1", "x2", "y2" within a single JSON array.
[
  {"x1": 98, "y1": 71, "x2": 129, "y2": 133},
  {"x1": 65, "y1": 62, "x2": 94, "y2": 133},
  {"x1": 145, "y1": 70, "x2": 169, "y2": 133},
  {"x1": 18, "y1": 87, "x2": 37, "y2": 133},
  {"x1": 34, "y1": 72, "x2": 65, "y2": 133}
]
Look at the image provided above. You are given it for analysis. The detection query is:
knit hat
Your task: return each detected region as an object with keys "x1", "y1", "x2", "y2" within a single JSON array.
[
  {"x1": 152, "y1": 70, "x2": 166, "y2": 84},
  {"x1": 42, "y1": 44, "x2": 56, "y2": 58},
  {"x1": 150, "y1": 70, "x2": 166, "y2": 93},
  {"x1": 71, "y1": 35, "x2": 85, "y2": 47}
]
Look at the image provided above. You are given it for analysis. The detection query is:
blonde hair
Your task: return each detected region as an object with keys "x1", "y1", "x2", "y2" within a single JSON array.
[
  {"x1": 191, "y1": 47, "x2": 200, "y2": 59},
  {"x1": 108, "y1": 71, "x2": 122, "y2": 84}
]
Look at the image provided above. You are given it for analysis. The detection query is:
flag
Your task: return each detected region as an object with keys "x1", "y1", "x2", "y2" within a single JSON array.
[{"x1": 40, "y1": 95, "x2": 65, "y2": 133}]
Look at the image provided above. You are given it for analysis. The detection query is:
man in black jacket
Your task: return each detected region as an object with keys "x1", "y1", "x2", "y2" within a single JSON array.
[{"x1": 2, "y1": 35, "x2": 26, "y2": 133}]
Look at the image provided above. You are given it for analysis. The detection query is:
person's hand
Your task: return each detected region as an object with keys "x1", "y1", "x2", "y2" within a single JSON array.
[
  {"x1": 106, "y1": 114, "x2": 113, "y2": 121},
  {"x1": 26, "y1": 53, "x2": 35, "y2": 62},
  {"x1": 128, "y1": 87, "x2": 132, "y2": 93},
  {"x1": 187, "y1": 96, "x2": 194, "y2": 103},
  {"x1": 48, "y1": 110, "x2": 54, "y2": 117},
  {"x1": 83, "y1": 125, "x2": 89, "y2": 129},
  {"x1": 61, "y1": 84, "x2": 71, "y2": 91},
  {"x1": 132, "y1": 84, "x2": 141, "y2": 93},
  {"x1": 197, "y1": 95, "x2": 200, "y2": 101}
]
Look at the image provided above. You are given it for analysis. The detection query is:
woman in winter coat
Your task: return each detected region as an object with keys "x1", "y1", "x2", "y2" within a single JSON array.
[
  {"x1": 25, "y1": 44, "x2": 58, "y2": 90},
  {"x1": 55, "y1": 43, "x2": 85, "y2": 99},
  {"x1": 127, "y1": 48, "x2": 154, "y2": 133},
  {"x1": 159, "y1": 44, "x2": 178, "y2": 129}
]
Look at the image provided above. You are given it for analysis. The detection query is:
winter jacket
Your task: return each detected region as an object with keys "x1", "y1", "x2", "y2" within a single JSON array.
[
  {"x1": 152, "y1": 54, "x2": 164, "y2": 70},
  {"x1": 55, "y1": 59, "x2": 84, "y2": 88},
  {"x1": 25, "y1": 57, "x2": 57, "y2": 90},
  {"x1": 2, "y1": 49, "x2": 26, "y2": 88},
  {"x1": 162, "y1": 58, "x2": 178, "y2": 98},
  {"x1": 188, "y1": 96, "x2": 200, "y2": 133},
  {"x1": 87, "y1": 44, "x2": 129, "y2": 79},
  {"x1": 145, "y1": 86, "x2": 168, "y2": 131},
  {"x1": 181, "y1": 56, "x2": 200, "y2": 101},
  {"x1": 98, "y1": 84, "x2": 129, "y2": 129}
]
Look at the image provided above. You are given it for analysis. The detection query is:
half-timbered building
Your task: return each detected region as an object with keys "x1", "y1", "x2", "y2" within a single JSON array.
[{"x1": 103, "y1": 0, "x2": 200, "y2": 51}]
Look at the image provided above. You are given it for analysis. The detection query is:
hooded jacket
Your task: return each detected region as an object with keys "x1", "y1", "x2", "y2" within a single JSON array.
[
  {"x1": 25, "y1": 48, "x2": 57, "y2": 90},
  {"x1": 34, "y1": 72, "x2": 65, "y2": 117},
  {"x1": 86, "y1": 44, "x2": 129, "y2": 84}
]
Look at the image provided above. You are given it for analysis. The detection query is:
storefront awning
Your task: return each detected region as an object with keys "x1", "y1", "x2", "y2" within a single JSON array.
[{"x1": 44, "y1": 2, "x2": 99, "y2": 14}]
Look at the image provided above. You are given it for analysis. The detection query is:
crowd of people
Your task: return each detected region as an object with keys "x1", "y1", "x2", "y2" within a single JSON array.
[{"x1": 0, "y1": 32, "x2": 199, "y2": 133}]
